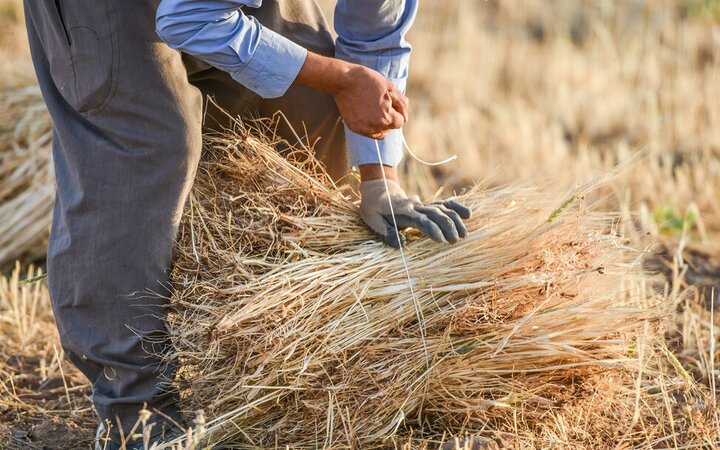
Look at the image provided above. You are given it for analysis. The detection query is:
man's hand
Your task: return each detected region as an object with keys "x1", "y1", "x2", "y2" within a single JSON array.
[
  {"x1": 358, "y1": 168, "x2": 472, "y2": 248},
  {"x1": 295, "y1": 52, "x2": 408, "y2": 139},
  {"x1": 333, "y1": 65, "x2": 408, "y2": 139}
]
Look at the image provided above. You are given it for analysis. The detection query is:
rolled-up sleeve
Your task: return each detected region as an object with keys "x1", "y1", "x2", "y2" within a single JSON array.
[
  {"x1": 156, "y1": 0, "x2": 307, "y2": 99},
  {"x1": 335, "y1": 0, "x2": 419, "y2": 167}
]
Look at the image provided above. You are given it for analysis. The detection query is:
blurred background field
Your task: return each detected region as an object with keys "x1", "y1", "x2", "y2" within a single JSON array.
[{"x1": 1, "y1": 0, "x2": 719, "y2": 448}]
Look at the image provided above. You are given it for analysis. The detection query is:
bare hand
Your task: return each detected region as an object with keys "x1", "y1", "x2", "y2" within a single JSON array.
[
  {"x1": 333, "y1": 65, "x2": 408, "y2": 139},
  {"x1": 294, "y1": 53, "x2": 409, "y2": 140}
]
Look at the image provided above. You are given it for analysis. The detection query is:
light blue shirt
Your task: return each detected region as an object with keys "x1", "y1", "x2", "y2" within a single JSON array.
[{"x1": 156, "y1": 0, "x2": 418, "y2": 168}]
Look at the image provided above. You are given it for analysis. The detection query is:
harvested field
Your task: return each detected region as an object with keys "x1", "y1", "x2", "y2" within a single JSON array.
[
  {"x1": 0, "y1": 0, "x2": 719, "y2": 449},
  {"x1": 0, "y1": 265, "x2": 94, "y2": 450}
]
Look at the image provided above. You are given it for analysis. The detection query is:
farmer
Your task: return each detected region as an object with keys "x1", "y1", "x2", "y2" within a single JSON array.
[{"x1": 23, "y1": 0, "x2": 471, "y2": 448}]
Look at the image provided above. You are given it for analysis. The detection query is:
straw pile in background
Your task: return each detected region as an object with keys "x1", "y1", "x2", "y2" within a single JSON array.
[
  {"x1": 0, "y1": 86, "x2": 53, "y2": 268},
  {"x1": 168, "y1": 124, "x2": 713, "y2": 449}
]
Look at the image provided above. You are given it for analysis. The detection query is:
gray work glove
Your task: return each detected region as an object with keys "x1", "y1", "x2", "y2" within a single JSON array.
[{"x1": 359, "y1": 179, "x2": 472, "y2": 248}]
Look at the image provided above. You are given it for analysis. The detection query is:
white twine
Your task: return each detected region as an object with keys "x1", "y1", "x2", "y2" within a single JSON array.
[
  {"x1": 373, "y1": 138, "x2": 429, "y2": 368},
  {"x1": 401, "y1": 133, "x2": 457, "y2": 166}
]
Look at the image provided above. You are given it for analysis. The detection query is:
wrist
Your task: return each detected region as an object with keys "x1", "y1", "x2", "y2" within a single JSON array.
[
  {"x1": 328, "y1": 61, "x2": 359, "y2": 95},
  {"x1": 295, "y1": 52, "x2": 354, "y2": 96},
  {"x1": 359, "y1": 164, "x2": 399, "y2": 183}
]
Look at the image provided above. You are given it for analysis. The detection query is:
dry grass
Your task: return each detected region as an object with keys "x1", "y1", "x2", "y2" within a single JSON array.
[
  {"x1": 0, "y1": 0, "x2": 718, "y2": 449},
  {"x1": 161, "y1": 124, "x2": 715, "y2": 449}
]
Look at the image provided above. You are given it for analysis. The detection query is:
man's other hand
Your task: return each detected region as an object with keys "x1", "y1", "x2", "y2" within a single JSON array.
[{"x1": 359, "y1": 173, "x2": 471, "y2": 249}]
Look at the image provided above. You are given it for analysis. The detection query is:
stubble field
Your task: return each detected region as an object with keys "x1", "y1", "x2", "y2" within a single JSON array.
[{"x1": 1, "y1": 1, "x2": 719, "y2": 448}]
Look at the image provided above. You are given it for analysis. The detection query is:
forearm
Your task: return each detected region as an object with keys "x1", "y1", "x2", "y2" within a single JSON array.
[{"x1": 294, "y1": 52, "x2": 354, "y2": 96}]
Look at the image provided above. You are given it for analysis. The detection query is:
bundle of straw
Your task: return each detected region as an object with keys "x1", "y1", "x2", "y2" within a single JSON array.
[
  {"x1": 168, "y1": 125, "x2": 685, "y2": 449},
  {"x1": 0, "y1": 86, "x2": 54, "y2": 268}
]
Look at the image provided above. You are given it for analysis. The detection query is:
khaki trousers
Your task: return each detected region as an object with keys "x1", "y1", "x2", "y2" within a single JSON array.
[{"x1": 23, "y1": 0, "x2": 346, "y2": 441}]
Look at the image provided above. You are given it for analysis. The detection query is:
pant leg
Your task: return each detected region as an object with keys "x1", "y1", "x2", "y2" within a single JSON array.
[
  {"x1": 23, "y1": 0, "x2": 202, "y2": 442},
  {"x1": 185, "y1": 0, "x2": 349, "y2": 182}
]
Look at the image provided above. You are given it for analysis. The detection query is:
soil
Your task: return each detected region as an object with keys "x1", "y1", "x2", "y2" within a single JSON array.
[
  {"x1": 0, "y1": 354, "x2": 94, "y2": 449},
  {"x1": 646, "y1": 239, "x2": 720, "y2": 311}
]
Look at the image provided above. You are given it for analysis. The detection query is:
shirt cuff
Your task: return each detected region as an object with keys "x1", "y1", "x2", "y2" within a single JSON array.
[
  {"x1": 387, "y1": 76, "x2": 407, "y2": 93},
  {"x1": 230, "y1": 26, "x2": 307, "y2": 99},
  {"x1": 346, "y1": 126, "x2": 404, "y2": 168}
]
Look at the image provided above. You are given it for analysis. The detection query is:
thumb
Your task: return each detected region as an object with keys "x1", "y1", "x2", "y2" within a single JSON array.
[{"x1": 386, "y1": 108, "x2": 406, "y2": 130}]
